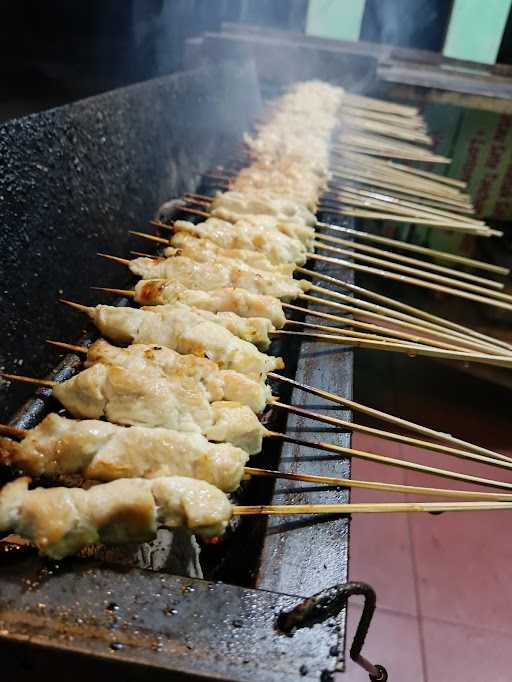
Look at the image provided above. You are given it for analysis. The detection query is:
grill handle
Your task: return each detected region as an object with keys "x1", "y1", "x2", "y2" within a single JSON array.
[{"x1": 276, "y1": 580, "x2": 387, "y2": 681}]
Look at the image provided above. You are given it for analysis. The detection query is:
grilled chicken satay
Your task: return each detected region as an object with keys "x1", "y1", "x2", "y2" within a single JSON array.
[
  {"x1": 169, "y1": 231, "x2": 295, "y2": 274},
  {"x1": 230, "y1": 161, "x2": 325, "y2": 209},
  {"x1": 204, "y1": 208, "x2": 317, "y2": 248},
  {"x1": 209, "y1": 190, "x2": 317, "y2": 226},
  {"x1": 171, "y1": 216, "x2": 308, "y2": 265},
  {"x1": 0, "y1": 475, "x2": 232, "y2": 559},
  {"x1": 81, "y1": 303, "x2": 284, "y2": 378},
  {"x1": 86, "y1": 339, "x2": 273, "y2": 413},
  {"x1": 134, "y1": 281, "x2": 286, "y2": 329},
  {"x1": 51, "y1": 364, "x2": 266, "y2": 454},
  {"x1": 128, "y1": 254, "x2": 305, "y2": 300},
  {"x1": 0, "y1": 413, "x2": 249, "y2": 492}
]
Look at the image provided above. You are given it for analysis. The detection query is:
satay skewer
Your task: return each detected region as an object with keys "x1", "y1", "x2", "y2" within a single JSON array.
[
  {"x1": 4, "y1": 364, "x2": 511, "y2": 472},
  {"x1": 155, "y1": 216, "x2": 505, "y2": 289},
  {"x1": 1, "y1": 401, "x2": 512, "y2": 492},
  {"x1": 92, "y1": 283, "x2": 478, "y2": 354},
  {"x1": 234, "y1": 501, "x2": 512, "y2": 515},
  {"x1": 57, "y1": 293, "x2": 512, "y2": 368},
  {"x1": 2, "y1": 475, "x2": 512, "y2": 562},
  {"x1": 44, "y1": 339, "x2": 508, "y2": 465},
  {"x1": 99, "y1": 246, "x2": 512, "y2": 356},
  {"x1": 3, "y1": 422, "x2": 511, "y2": 502},
  {"x1": 132, "y1": 225, "x2": 512, "y2": 312}
]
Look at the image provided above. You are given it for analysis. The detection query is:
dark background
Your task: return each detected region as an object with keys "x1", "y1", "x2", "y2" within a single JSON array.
[{"x1": 4, "y1": 0, "x2": 512, "y2": 123}]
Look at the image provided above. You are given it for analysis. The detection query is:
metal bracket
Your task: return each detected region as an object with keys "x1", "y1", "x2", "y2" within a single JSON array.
[{"x1": 276, "y1": 581, "x2": 388, "y2": 681}]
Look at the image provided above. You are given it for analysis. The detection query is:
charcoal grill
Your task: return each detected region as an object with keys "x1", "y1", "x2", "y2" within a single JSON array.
[{"x1": 0, "y1": 59, "x2": 384, "y2": 680}]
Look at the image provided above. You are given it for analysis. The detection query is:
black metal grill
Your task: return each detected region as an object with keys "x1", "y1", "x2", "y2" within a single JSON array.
[{"x1": 0, "y1": 58, "x2": 384, "y2": 680}]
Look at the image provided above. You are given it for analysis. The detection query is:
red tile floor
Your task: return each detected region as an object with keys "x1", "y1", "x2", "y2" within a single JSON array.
[{"x1": 341, "y1": 350, "x2": 512, "y2": 682}]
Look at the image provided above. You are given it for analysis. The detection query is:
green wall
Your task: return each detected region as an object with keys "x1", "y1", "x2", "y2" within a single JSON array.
[
  {"x1": 306, "y1": 0, "x2": 365, "y2": 41},
  {"x1": 443, "y1": 0, "x2": 512, "y2": 64}
]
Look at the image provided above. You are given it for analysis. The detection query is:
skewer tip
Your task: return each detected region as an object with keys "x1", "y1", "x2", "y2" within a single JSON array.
[{"x1": 59, "y1": 299, "x2": 91, "y2": 313}]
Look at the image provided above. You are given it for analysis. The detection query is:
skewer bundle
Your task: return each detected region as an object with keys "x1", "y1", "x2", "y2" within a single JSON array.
[{"x1": 1, "y1": 80, "x2": 511, "y2": 561}]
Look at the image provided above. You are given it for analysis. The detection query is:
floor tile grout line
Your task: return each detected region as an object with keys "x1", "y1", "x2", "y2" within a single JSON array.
[
  {"x1": 393, "y1": 351, "x2": 428, "y2": 682},
  {"x1": 407, "y1": 501, "x2": 429, "y2": 682}
]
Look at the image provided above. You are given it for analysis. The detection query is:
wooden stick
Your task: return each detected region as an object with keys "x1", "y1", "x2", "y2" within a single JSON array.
[
  {"x1": 284, "y1": 319, "x2": 411, "y2": 346},
  {"x1": 337, "y1": 152, "x2": 469, "y2": 198},
  {"x1": 298, "y1": 293, "x2": 507, "y2": 356},
  {"x1": 60, "y1": 299, "x2": 91, "y2": 314},
  {"x1": 130, "y1": 250, "x2": 157, "y2": 259},
  {"x1": 97, "y1": 252, "x2": 131, "y2": 266},
  {"x1": 315, "y1": 234, "x2": 503, "y2": 288},
  {"x1": 310, "y1": 244, "x2": 508, "y2": 298},
  {"x1": 0, "y1": 372, "x2": 56, "y2": 388},
  {"x1": 233, "y1": 501, "x2": 512, "y2": 515},
  {"x1": 329, "y1": 186, "x2": 484, "y2": 226},
  {"x1": 322, "y1": 207, "x2": 493, "y2": 235},
  {"x1": 342, "y1": 94, "x2": 420, "y2": 117},
  {"x1": 47, "y1": 340, "x2": 89, "y2": 354},
  {"x1": 317, "y1": 223, "x2": 509, "y2": 276},
  {"x1": 0, "y1": 424, "x2": 29, "y2": 438},
  {"x1": 338, "y1": 106, "x2": 427, "y2": 131},
  {"x1": 272, "y1": 329, "x2": 512, "y2": 368},
  {"x1": 268, "y1": 432, "x2": 512, "y2": 491},
  {"x1": 306, "y1": 253, "x2": 512, "y2": 311},
  {"x1": 386, "y1": 161, "x2": 467, "y2": 189},
  {"x1": 269, "y1": 373, "x2": 509, "y2": 462},
  {"x1": 272, "y1": 401, "x2": 512, "y2": 467},
  {"x1": 92, "y1": 287, "x2": 136, "y2": 298},
  {"x1": 299, "y1": 271, "x2": 512, "y2": 353},
  {"x1": 245, "y1": 467, "x2": 512, "y2": 501},
  {"x1": 129, "y1": 230, "x2": 168, "y2": 244},
  {"x1": 284, "y1": 303, "x2": 479, "y2": 353},
  {"x1": 339, "y1": 118, "x2": 432, "y2": 144},
  {"x1": 329, "y1": 170, "x2": 478, "y2": 208}
]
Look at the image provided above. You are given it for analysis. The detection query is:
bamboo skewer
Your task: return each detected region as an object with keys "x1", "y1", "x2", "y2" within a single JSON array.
[
  {"x1": 307, "y1": 253, "x2": 512, "y2": 312},
  {"x1": 283, "y1": 320, "x2": 422, "y2": 347},
  {"x1": 323, "y1": 207, "x2": 494, "y2": 235},
  {"x1": 299, "y1": 269, "x2": 512, "y2": 352},
  {"x1": 310, "y1": 245, "x2": 510, "y2": 300},
  {"x1": 269, "y1": 373, "x2": 509, "y2": 463},
  {"x1": 271, "y1": 402, "x2": 512, "y2": 468},
  {"x1": 326, "y1": 187, "x2": 484, "y2": 227},
  {"x1": 246, "y1": 468, "x2": 512, "y2": 501},
  {"x1": 272, "y1": 329, "x2": 512, "y2": 369},
  {"x1": 385, "y1": 161, "x2": 467, "y2": 189},
  {"x1": 283, "y1": 303, "x2": 484, "y2": 354},
  {"x1": 298, "y1": 293, "x2": 508, "y2": 357},
  {"x1": 270, "y1": 432, "x2": 512, "y2": 491},
  {"x1": 316, "y1": 223, "x2": 509, "y2": 276},
  {"x1": 338, "y1": 109, "x2": 427, "y2": 133},
  {"x1": 329, "y1": 170, "x2": 478, "y2": 210},
  {"x1": 336, "y1": 151, "x2": 469, "y2": 196},
  {"x1": 315, "y1": 234, "x2": 503, "y2": 288},
  {"x1": 234, "y1": 501, "x2": 512, "y2": 515}
]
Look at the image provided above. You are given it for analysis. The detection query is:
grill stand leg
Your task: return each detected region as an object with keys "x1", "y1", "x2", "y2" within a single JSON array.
[{"x1": 276, "y1": 580, "x2": 388, "y2": 681}]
